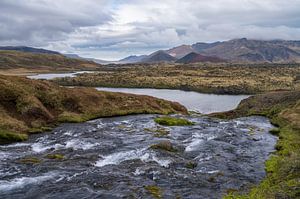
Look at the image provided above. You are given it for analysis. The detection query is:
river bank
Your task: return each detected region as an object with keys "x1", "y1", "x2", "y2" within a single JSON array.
[{"x1": 0, "y1": 75, "x2": 187, "y2": 144}]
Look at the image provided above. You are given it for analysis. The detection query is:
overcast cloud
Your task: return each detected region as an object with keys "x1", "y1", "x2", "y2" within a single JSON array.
[{"x1": 1, "y1": 0, "x2": 300, "y2": 60}]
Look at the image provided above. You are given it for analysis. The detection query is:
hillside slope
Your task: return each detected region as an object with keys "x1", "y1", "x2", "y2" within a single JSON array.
[
  {"x1": 142, "y1": 50, "x2": 177, "y2": 63},
  {"x1": 0, "y1": 75, "x2": 187, "y2": 144},
  {"x1": 0, "y1": 50, "x2": 101, "y2": 71},
  {"x1": 176, "y1": 52, "x2": 225, "y2": 63},
  {"x1": 0, "y1": 46, "x2": 60, "y2": 54}
]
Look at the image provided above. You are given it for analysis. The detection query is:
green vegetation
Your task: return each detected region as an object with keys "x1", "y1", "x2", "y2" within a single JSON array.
[
  {"x1": 0, "y1": 130, "x2": 28, "y2": 144},
  {"x1": 269, "y1": 128, "x2": 280, "y2": 136},
  {"x1": 0, "y1": 75, "x2": 187, "y2": 144},
  {"x1": 154, "y1": 116, "x2": 194, "y2": 126},
  {"x1": 53, "y1": 63, "x2": 300, "y2": 95},
  {"x1": 46, "y1": 154, "x2": 64, "y2": 160},
  {"x1": 144, "y1": 185, "x2": 163, "y2": 199},
  {"x1": 185, "y1": 161, "x2": 198, "y2": 169},
  {"x1": 19, "y1": 157, "x2": 41, "y2": 164},
  {"x1": 144, "y1": 127, "x2": 170, "y2": 137},
  {"x1": 150, "y1": 140, "x2": 178, "y2": 152},
  {"x1": 213, "y1": 91, "x2": 300, "y2": 199}
]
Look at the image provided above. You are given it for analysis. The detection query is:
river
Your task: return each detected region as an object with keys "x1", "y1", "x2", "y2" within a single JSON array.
[{"x1": 0, "y1": 72, "x2": 276, "y2": 198}]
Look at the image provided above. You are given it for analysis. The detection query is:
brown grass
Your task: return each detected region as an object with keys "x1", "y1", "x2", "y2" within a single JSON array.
[
  {"x1": 0, "y1": 75, "x2": 187, "y2": 144},
  {"x1": 53, "y1": 63, "x2": 300, "y2": 94}
]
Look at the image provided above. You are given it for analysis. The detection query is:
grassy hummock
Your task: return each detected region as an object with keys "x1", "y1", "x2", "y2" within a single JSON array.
[{"x1": 154, "y1": 116, "x2": 194, "y2": 126}]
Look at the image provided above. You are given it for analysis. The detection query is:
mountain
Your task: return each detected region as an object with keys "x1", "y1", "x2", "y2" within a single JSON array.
[
  {"x1": 0, "y1": 50, "x2": 101, "y2": 70},
  {"x1": 199, "y1": 38, "x2": 300, "y2": 63},
  {"x1": 191, "y1": 42, "x2": 221, "y2": 52},
  {"x1": 118, "y1": 55, "x2": 147, "y2": 63},
  {"x1": 165, "y1": 45, "x2": 195, "y2": 59},
  {"x1": 0, "y1": 46, "x2": 60, "y2": 55},
  {"x1": 163, "y1": 38, "x2": 300, "y2": 63},
  {"x1": 176, "y1": 52, "x2": 225, "y2": 63},
  {"x1": 141, "y1": 50, "x2": 177, "y2": 63}
]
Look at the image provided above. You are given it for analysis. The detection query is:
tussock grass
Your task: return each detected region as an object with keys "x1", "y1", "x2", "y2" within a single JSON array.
[{"x1": 0, "y1": 75, "x2": 187, "y2": 144}]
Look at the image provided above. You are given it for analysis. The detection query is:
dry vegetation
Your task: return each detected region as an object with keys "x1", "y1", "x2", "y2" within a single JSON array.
[
  {"x1": 0, "y1": 75, "x2": 187, "y2": 144},
  {"x1": 0, "y1": 50, "x2": 101, "y2": 73},
  {"x1": 54, "y1": 63, "x2": 300, "y2": 94}
]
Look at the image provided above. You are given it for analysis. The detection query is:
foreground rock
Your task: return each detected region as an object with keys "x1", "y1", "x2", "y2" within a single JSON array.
[{"x1": 0, "y1": 75, "x2": 187, "y2": 144}]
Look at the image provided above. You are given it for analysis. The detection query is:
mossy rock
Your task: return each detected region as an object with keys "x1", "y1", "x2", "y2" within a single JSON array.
[
  {"x1": 144, "y1": 185, "x2": 162, "y2": 199},
  {"x1": 185, "y1": 161, "x2": 198, "y2": 169},
  {"x1": 144, "y1": 127, "x2": 170, "y2": 137},
  {"x1": 150, "y1": 140, "x2": 177, "y2": 152},
  {"x1": 154, "y1": 117, "x2": 194, "y2": 126},
  {"x1": 46, "y1": 154, "x2": 64, "y2": 160},
  {"x1": 0, "y1": 130, "x2": 28, "y2": 144},
  {"x1": 269, "y1": 128, "x2": 280, "y2": 135},
  {"x1": 19, "y1": 157, "x2": 41, "y2": 164}
]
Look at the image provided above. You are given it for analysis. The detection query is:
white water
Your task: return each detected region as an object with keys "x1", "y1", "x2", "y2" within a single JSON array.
[
  {"x1": 95, "y1": 148, "x2": 172, "y2": 168},
  {"x1": 0, "y1": 172, "x2": 59, "y2": 192}
]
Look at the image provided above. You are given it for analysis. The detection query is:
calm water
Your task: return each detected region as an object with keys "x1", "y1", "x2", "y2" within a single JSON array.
[
  {"x1": 96, "y1": 87, "x2": 250, "y2": 114},
  {"x1": 27, "y1": 71, "x2": 94, "y2": 80},
  {"x1": 27, "y1": 72, "x2": 250, "y2": 114}
]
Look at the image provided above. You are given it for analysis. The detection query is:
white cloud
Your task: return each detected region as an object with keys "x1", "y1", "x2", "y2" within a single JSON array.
[{"x1": 1, "y1": 0, "x2": 300, "y2": 60}]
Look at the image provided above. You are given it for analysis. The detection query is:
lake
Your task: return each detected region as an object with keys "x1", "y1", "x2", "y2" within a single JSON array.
[{"x1": 96, "y1": 87, "x2": 250, "y2": 114}]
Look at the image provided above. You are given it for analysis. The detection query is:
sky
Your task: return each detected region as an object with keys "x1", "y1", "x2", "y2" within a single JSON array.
[{"x1": 1, "y1": 0, "x2": 300, "y2": 60}]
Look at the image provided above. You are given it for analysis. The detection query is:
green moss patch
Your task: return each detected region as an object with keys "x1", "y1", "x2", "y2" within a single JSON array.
[
  {"x1": 144, "y1": 127, "x2": 170, "y2": 137},
  {"x1": 19, "y1": 157, "x2": 41, "y2": 164},
  {"x1": 144, "y1": 185, "x2": 163, "y2": 199},
  {"x1": 154, "y1": 117, "x2": 194, "y2": 126},
  {"x1": 46, "y1": 154, "x2": 64, "y2": 160},
  {"x1": 185, "y1": 161, "x2": 198, "y2": 169},
  {"x1": 0, "y1": 130, "x2": 28, "y2": 144}
]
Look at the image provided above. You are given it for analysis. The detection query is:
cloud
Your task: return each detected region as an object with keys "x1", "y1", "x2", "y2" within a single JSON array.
[{"x1": 0, "y1": 0, "x2": 300, "y2": 60}]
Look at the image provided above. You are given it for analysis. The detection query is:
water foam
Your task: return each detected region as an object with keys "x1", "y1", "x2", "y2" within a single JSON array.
[
  {"x1": 95, "y1": 148, "x2": 171, "y2": 168},
  {"x1": 0, "y1": 172, "x2": 59, "y2": 192}
]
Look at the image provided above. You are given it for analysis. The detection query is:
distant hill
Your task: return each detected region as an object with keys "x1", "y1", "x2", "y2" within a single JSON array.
[
  {"x1": 163, "y1": 38, "x2": 300, "y2": 63},
  {"x1": 198, "y1": 38, "x2": 300, "y2": 63},
  {"x1": 165, "y1": 45, "x2": 195, "y2": 59},
  {"x1": 0, "y1": 50, "x2": 101, "y2": 71},
  {"x1": 141, "y1": 50, "x2": 177, "y2": 63},
  {"x1": 0, "y1": 46, "x2": 60, "y2": 55},
  {"x1": 118, "y1": 55, "x2": 147, "y2": 64},
  {"x1": 176, "y1": 52, "x2": 225, "y2": 63},
  {"x1": 64, "y1": 53, "x2": 113, "y2": 64}
]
